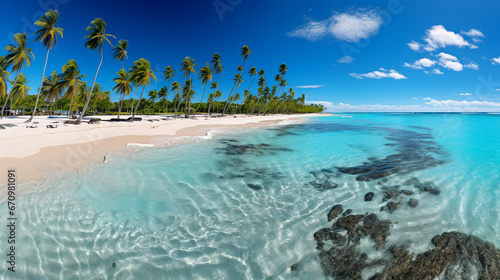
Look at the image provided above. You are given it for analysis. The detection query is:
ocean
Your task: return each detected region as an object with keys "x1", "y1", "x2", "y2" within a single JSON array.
[{"x1": 1, "y1": 114, "x2": 499, "y2": 279}]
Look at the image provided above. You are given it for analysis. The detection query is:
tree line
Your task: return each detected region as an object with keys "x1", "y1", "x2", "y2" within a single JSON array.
[{"x1": 0, "y1": 10, "x2": 323, "y2": 123}]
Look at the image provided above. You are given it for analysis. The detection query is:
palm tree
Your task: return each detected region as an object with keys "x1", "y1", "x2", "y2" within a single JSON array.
[
  {"x1": 0, "y1": 56, "x2": 11, "y2": 101},
  {"x1": 195, "y1": 64, "x2": 213, "y2": 112},
  {"x1": 11, "y1": 73, "x2": 30, "y2": 109},
  {"x1": 90, "y1": 83, "x2": 106, "y2": 113},
  {"x1": 60, "y1": 59, "x2": 85, "y2": 117},
  {"x1": 179, "y1": 57, "x2": 197, "y2": 118},
  {"x1": 112, "y1": 68, "x2": 132, "y2": 119},
  {"x1": 27, "y1": 9, "x2": 63, "y2": 123},
  {"x1": 171, "y1": 81, "x2": 181, "y2": 118},
  {"x1": 210, "y1": 53, "x2": 223, "y2": 112},
  {"x1": 148, "y1": 89, "x2": 157, "y2": 102},
  {"x1": 206, "y1": 81, "x2": 217, "y2": 117},
  {"x1": 77, "y1": 18, "x2": 115, "y2": 124},
  {"x1": 112, "y1": 39, "x2": 128, "y2": 70},
  {"x1": 1, "y1": 33, "x2": 34, "y2": 118},
  {"x1": 128, "y1": 58, "x2": 156, "y2": 119},
  {"x1": 223, "y1": 45, "x2": 252, "y2": 116},
  {"x1": 162, "y1": 66, "x2": 175, "y2": 113},
  {"x1": 250, "y1": 69, "x2": 265, "y2": 115},
  {"x1": 157, "y1": 86, "x2": 168, "y2": 112},
  {"x1": 40, "y1": 71, "x2": 62, "y2": 115}
]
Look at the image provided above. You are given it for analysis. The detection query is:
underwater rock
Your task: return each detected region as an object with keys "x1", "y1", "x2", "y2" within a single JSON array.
[
  {"x1": 323, "y1": 181, "x2": 339, "y2": 190},
  {"x1": 246, "y1": 183, "x2": 263, "y2": 190},
  {"x1": 290, "y1": 263, "x2": 298, "y2": 272},
  {"x1": 327, "y1": 204, "x2": 343, "y2": 222},
  {"x1": 364, "y1": 192, "x2": 375, "y2": 201},
  {"x1": 342, "y1": 209, "x2": 352, "y2": 216},
  {"x1": 408, "y1": 198, "x2": 418, "y2": 208},
  {"x1": 381, "y1": 201, "x2": 401, "y2": 213}
]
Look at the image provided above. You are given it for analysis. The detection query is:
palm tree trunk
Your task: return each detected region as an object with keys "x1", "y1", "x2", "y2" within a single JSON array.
[
  {"x1": 27, "y1": 48, "x2": 50, "y2": 123},
  {"x1": 1, "y1": 71, "x2": 21, "y2": 119},
  {"x1": 117, "y1": 93, "x2": 124, "y2": 119},
  {"x1": 132, "y1": 86, "x2": 146, "y2": 118},
  {"x1": 77, "y1": 47, "x2": 103, "y2": 124},
  {"x1": 129, "y1": 88, "x2": 138, "y2": 120},
  {"x1": 195, "y1": 83, "x2": 207, "y2": 113}
]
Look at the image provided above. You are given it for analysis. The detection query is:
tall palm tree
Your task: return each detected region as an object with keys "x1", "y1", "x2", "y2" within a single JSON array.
[
  {"x1": 206, "y1": 81, "x2": 217, "y2": 117},
  {"x1": 148, "y1": 89, "x2": 157, "y2": 102},
  {"x1": 163, "y1": 65, "x2": 175, "y2": 113},
  {"x1": 60, "y1": 59, "x2": 85, "y2": 117},
  {"x1": 210, "y1": 53, "x2": 223, "y2": 112},
  {"x1": 157, "y1": 86, "x2": 168, "y2": 112},
  {"x1": 27, "y1": 9, "x2": 63, "y2": 123},
  {"x1": 195, "y1": 64, "x2": 213, "y2": 112},
  {"x1": 179, "y1": 57, "x2": 197, "y2": 118},
  {"x1": 0, "y1": 56, "x2": 11, "y2": 101},
  {"x1": 1, "y1": 33, "x2": 34, "y2": 118},
  {"x1": 223, "y1": 45, "x2": 252, "y2": 115},
  {"x1": 40, "y1": 70, "x2": 63, "y2": 115},
  {"x1": 77, "y1": 18, "x2": 115, "y2": 124},
  {"x1": 128, "y1": 58, "x2": 156, "y2": 119},
  {"x1": 171, "y1": 81, "x2": 181, "y2": 118},
  {"x1": 11, "y1": 73, "x2": 30, "y2": 108},
  {"x1": 250, "y1": 69, "x2": 265, "y2": 115},
  {"x1": 90, "y1": 83, "x2": 106, "y2": 113},
  {"x1": 112, "y1": 39, "x2": 128, "y2": 70},
  {"x1": 112, "y1": 68, "x2": 132, "y2": 119}
]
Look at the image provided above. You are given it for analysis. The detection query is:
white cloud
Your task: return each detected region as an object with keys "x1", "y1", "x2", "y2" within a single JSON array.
[
  {"x1": 432, "y1": 69, "x2": 444, "y2": 74},
  {"x1": 464, "y1": 62, "x2": 479, "y2": 70},
  {"x1": 461, "y1": 29, "x2": 485, "y2": 38},
  {"x1": 424, "y1": 98, "x2": 500, "y2": 107},
  {"x1": 412, "y1": 97, "x2": 418, "y2": 99},
  {"x1": 295, "y1": 85, "x2": 324, "y2": 89},
  {"x1": 404, "y1": 58, "x2": 436, "y2": 69},
  {"x1": 349, "y1": 68, "x2": 406, "y2": 80},
  {"x1": 338, "y1": 56, "x2": 354, "y2": 64},
  {"x1": 409, "y1": 25, "x2": 477, "y2": 52},
  {"x1": 492, "y1": 57, "x2": 500, "y2": 65},
  {"x1": 408, "y1": 40, "x2": 423, "y2": 51},
  {"x1": 456, "y1": 93, "x2": 472, "y2": 96},
  {"x1": 288, "y1": 10, "x2": 382, "y2": 42},
  {"x1": 437, "y1": 52, "x2": 463, "y2": 71}
]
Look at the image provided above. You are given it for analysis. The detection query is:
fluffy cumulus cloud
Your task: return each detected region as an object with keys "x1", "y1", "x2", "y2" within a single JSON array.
[
  {"x1": 492, "y1": 57, "x2": 500, "y2": 65},
  {"x1": 338, "y1": 56, "x2": 354, "y2": 64},
  {"x1": 403, "y1": 58, "x2": 436, "y2": 69},
  {"x1": 349, "y1": 68, "x2": 407, "y2": 80},
  {"x1": 288, "y1": 10, "x2": 382, "y2": 42},
  {"x1": 432, "y1": 69, "x2": 444, "y2": 75},
  {"x1": 409, "y1": 25, "x2": 479, "y2": 52},
  {"x1": 295, "y1": 85, "x2": 324, "y2": 89},
  {"x1": 437, "y1": 52, "x2": 463, "y2": 71}
]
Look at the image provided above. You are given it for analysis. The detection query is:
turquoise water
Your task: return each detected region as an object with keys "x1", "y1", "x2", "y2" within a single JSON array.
[{"x1": 1, "y1": 114, "x2": 500, "y2": 279}]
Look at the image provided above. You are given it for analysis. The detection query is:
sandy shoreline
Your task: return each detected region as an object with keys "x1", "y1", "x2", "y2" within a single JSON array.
[{"x1": 0, "y1": 114, "x2": 322, "y2": 183}]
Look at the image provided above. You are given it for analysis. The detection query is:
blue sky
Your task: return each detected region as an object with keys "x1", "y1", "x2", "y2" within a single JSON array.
[{"x1": 2, "y1": 0, "x2": 500, "y2": 112}]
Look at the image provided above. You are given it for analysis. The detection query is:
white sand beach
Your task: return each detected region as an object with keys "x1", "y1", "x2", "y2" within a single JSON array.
[{"x1": 0, "y1": 114, "x2": 322, "y2": 183}]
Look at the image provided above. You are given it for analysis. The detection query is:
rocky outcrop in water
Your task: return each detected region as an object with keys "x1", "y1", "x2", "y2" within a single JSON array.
[{"x1": 313, "y1": 204, "x2": 500, "y2": 280}]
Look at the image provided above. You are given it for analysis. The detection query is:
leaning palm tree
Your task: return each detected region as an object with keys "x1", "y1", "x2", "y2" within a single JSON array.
[
  {"x1": 128, "y1": 58, "x2": 156, "y2": 119},
  {"x1": 111, "y1": 68, "x2": 132, "y2": 119},
  {"x1": 0, "y1": 56, "x2": 11, "y2": 101},
  {"x1": 249, "y1": 69, "x2": 265, "y2": 115},
  {"x1": 11, "y1": 73, "x2": 30, "y2": 109},
  {"x1": 206, "y1": 81, "x2": 217, "y2": 117},
  {"x1": 40, "y1": 71, "x2": 63, "y2": 115},
  {"x1": 77, "y1": 18, "x2": 115, "y2": 124},
  {"x1": 27, "y1": 9, "x2": 63, "y2": 123},
  {"x1": 179, "y1": 57, "x2": 197, "y2": 118},
  {"x1": 162, "y1": 65, "x2": 175, "y2": 113},
  {"x1": 223, "y1": 45, "x2": 252, "y2": 116},
  {"x1": 195, "y1": 64, "x2": 213, "y2": 112},
  {"x1": 171, "y1": 81, "x2": 181, "y2": 118},
  {"x1": 112, "y1": 39, "x2": 128, "y2": 70},
  {"x1": 1, "y1": 33, "x2": 34, "y2": 118}
]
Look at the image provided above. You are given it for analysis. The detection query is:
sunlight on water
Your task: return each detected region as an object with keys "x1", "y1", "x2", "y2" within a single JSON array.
[{"x1": 1, "y1": 114, "x2": 499, "y2": 279}]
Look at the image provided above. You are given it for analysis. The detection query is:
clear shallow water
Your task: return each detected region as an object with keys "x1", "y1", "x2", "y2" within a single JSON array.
[{"x1": 1, "y1": 114, "x2": 500, "y2": 279}]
